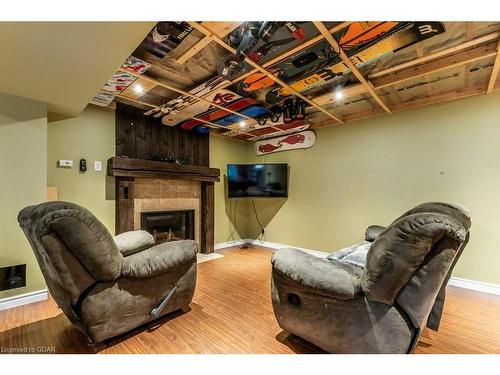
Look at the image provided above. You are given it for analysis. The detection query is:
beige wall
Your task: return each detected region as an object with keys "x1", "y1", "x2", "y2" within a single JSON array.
[
  {"x1": 247, "y1": 92, "x2": 500, "y2": 285},
  {"x1": 209, "y1": 135, "x2": 249, "y2": 244},
  {"x1": 0, "y1": 93, "x2": 47, "y2": 298},
  {"x1": 47, "y1": 105, "x2": 116, "y2": 232},
  {"x1": 28, "y1": 92, "x2": 500, "y2": 291},
  {"x1": 46, "y1": 107, "x2": 250, "y2": 245}
]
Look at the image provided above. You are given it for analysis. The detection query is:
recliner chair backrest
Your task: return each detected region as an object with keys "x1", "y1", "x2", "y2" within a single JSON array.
[
  {"x1": 361, "y1": 203, "x2": 470, "y2": 328},
  {"x1": 18, "y1": 202, "x2": 122, "y2": 309}
]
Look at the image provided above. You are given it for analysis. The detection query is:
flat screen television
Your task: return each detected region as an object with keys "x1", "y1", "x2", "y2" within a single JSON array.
[{"x1": 227, "y1": 163, "x2": 288, "y2": 198}]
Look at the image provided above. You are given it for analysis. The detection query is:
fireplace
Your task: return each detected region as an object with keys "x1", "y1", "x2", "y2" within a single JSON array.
[
  {"x1": 141, "y1": 210, "x2": 195, "y2": 244},
  {"x1": 109, "y1": 157, "x2": 220, "y2": 253}
]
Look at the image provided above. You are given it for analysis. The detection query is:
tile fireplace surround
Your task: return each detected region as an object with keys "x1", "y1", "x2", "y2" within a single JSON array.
[{"x1": 134, "y1": 178, "x2": 201, "y2": 245}]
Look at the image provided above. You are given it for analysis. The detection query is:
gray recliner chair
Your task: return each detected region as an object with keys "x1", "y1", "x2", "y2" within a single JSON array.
[
  {"x1": 18, "y1": 201, "x2": 197, "y2": 343},
  {"x1": 271, "y1": 202, "x2": 471, "y2": 353}
]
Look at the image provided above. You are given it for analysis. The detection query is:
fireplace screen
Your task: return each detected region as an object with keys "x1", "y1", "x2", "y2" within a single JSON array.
[{"x1": 141, "y1": 210, "x2": 195, "y2": 243}]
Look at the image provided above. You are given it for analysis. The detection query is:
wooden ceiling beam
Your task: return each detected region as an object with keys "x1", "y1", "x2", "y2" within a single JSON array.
[
  {"x1": 486, "y1": 38, "x2": 500, "y2": 94},
  {"x1": 311, "y1": 39, "x2": 500, "y2": 108},
  {"x1": 175, "y1": 22, "x2": 351, "y2": 105},
  {"x1": 368, "y1": 31, "x2": 500, "y2": 79},
  {"x1": 175, "y1": 22, "x2": 242, "y2": 64},
  {"x1": 188, "y1": 21, "x2": 344, "y2": 124},
  {"x1": 313, "y1": 83, "x2": 500, "y2": 129},
  {"x1": 313, "y1": 21, "x2": 391, "y2": 114},
  {"x1": 166, "y1": 22, "x2": 351, "y2": 136},
  {"x1": 463, "y1": 23, "x2": 475, "y2": 90},
  {"x1": 119, "y1": 68, "x2": 254, "y2": 121},
  {"x1": 118, "y1": 69, "x2": 288, "y2": 135},
  {"x1": 371, "y1": 42, "x2": 498, "y2": 89},
  {"x1": 175, "y1": 37, "x2": 212, "y2": 64},
  {"x1": 313, "y1": 83, "x2": 366, "y2": 106}
]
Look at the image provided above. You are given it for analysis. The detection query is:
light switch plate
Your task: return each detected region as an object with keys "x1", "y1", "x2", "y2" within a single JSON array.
[{"x1": 94, "y1": 160, "x2": 103, "y2": 172}]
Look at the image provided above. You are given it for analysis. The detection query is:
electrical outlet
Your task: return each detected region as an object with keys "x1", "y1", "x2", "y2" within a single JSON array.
[{"x1": 94, "y1": 160, "x2": 103, "y2": 172}]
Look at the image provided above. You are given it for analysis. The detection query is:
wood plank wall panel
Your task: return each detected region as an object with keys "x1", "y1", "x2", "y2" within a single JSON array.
[
  {"x1": 116, "y1": 103, "x2": 209, "y2": 167},
  {"x1": 200, "y1": 182, "x2": 215, "y2": 254}
]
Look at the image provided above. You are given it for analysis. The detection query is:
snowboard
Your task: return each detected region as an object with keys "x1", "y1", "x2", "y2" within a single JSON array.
[
  {"x1": 144, "y1": 75, "x2": 232, "y2": 118},
  {"x1": 217, "y1": 22, "x2": 314, "y2": 80},
  {"x1": 160, "y1": 89, "x2": 271, "y2": 133},
  {"x1": 139, "y1": 22, "x2": 194, "y2": 58},
  {"x1": 143, "y1": 22, "x2": 315, "y2": 122},
  {"x1": 224, "y1": 119, "x2": 310, "y2": 140},
  {"x1": 234, "y1": 22, "x2": 445, "y2": 104},
  {"x1": 90, "y1": 56, "x2": 151, "y2": 107},
  {"x1": 255, "y1": 130, "x2": 316, "y2": 155}
]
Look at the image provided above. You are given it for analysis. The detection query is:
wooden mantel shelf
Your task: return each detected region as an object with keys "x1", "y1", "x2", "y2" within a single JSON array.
[{"x1": 108, "y1": 157, "x2": 220, "y2": 182}]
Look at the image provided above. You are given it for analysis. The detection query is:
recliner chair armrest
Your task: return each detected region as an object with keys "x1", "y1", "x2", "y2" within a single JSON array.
[
  {"x1": 365, "y1": 225, "x2": 385, "y2": 242},
  {"x1": 121, "y1": 240, "x2": 198, "y2": 278},
  {"x1": 271, "y1": 248, "x2": 363, "y2": 300},
  {"x1": 114, "y1": 230, "x2": 156, "y2": 257}
]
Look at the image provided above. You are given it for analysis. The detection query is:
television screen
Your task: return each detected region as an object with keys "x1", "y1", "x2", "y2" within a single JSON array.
[{"x1": 227, "y1": 164, "x2": 288, "y2": 198}]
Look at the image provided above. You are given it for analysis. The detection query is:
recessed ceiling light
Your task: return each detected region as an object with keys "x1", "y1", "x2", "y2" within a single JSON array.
[
  {"x1": 239, "y1": 121, "x2": 246, "y2": 128},
  {"x1": 335, "y1": 91, "x2": 344, "y2": 100},
  {"x1": 133, "y1": 84, "x2": 144, "y2": 94}
]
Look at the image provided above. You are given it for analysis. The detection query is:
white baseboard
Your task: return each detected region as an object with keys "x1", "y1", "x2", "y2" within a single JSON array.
[
  {"x1": 448, "y1": 277, "x2": 500, "y2": 296},
  {"x1": 197, "y1": 252, "x2": 224, "y2": 264},
  {"x1": 245, "y1": 239, "x2": 329, "y2": 258},
  {"x1": 214, "y1": 239, "x2": 248, "y2": 251},
  {"x1": 218, "y1": 239, "x2": 500, "y2": 297},
  {"x1": 0, "y1": 289, "x2": 48, "y2": 311}
]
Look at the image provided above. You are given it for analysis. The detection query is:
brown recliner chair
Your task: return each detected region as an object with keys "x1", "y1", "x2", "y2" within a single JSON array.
[
  {"x1": 271, "y1": 202, "x2": 471, "y2": 353},
  {"x1": 18, "y1": 201, "x2": 197, "y2": 343}
]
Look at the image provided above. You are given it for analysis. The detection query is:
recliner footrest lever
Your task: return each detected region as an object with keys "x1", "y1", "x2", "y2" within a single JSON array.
[{"x1": 150, "y1": 286, "x2": 177, "y2": 318}]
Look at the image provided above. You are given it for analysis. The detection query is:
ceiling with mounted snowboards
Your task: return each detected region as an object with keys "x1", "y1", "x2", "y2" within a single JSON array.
[{"x1": 90, "y1": 21, "x2": 500, "y2": 142}]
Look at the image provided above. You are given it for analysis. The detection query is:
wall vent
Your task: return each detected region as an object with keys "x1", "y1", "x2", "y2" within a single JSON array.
[{"x1": 0, "y1": 264, "x2": 26, "y2": 291}]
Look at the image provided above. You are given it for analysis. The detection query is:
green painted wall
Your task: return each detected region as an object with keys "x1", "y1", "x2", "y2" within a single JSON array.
[
  {"x1": 209, "y1": 135, "x2": 250, "y2": 244},
  {"x1": 38, "y1": 92, "x2": 500, "y2": 288},
  {"x1": 46, "y1": 106, "x2": 250, "y2": 244},
  {"x1": 246, "y1": 92, "x2": 500, "y2": 285},
  {"x1": 47, "y1": 105, "x2": 116, "y2": 232},
  {"x1": 0, "y1": 93, "x2": 47, "y2": 298}
]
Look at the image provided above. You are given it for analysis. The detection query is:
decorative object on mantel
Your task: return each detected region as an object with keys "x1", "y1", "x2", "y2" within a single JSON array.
[{"x1": 150, "y1": 154, "x2": 186, "y2": 164}]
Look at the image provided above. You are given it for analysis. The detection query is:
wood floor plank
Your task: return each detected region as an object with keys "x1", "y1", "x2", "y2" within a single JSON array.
[{"x1": 0, "y1": 246, "x2": 499, "y2": 354}]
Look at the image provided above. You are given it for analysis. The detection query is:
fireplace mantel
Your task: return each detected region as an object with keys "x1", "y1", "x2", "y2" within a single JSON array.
[
  {"x1": 108, "y1": 157, "x2": 220, "y2": 254},
  {"x1": 108, "y1": 157, "x2": 220, "y2": 182}
]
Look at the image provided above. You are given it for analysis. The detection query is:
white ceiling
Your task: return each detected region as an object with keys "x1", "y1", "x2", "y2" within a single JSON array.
[{"x1": 0, "y1": 22, "x2": 155, "y2": 116}]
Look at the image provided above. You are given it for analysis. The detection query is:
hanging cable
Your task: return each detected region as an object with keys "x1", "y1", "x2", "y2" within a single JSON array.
[{"x1": 251, "y1": 198, "x2": 265, "y2": 242}]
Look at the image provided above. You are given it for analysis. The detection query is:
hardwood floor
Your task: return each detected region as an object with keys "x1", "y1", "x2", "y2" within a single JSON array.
[{"x1": 1, "y1": 246, "x2": 499, "y2": 354}]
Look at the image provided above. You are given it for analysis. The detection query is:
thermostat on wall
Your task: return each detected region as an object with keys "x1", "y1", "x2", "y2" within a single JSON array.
[{"x1": 58, "y1": 160, "x2": 73, "y2": 168}]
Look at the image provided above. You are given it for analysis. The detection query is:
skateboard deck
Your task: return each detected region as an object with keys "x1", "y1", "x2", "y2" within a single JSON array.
[{"x1": 255, "y1": 130, "x2": 316, "y2": 155}]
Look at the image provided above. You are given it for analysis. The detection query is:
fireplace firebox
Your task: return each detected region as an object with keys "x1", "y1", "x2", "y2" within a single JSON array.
[{"x1": 141, "y1": 210, "x2": 195, "y2": 244}]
